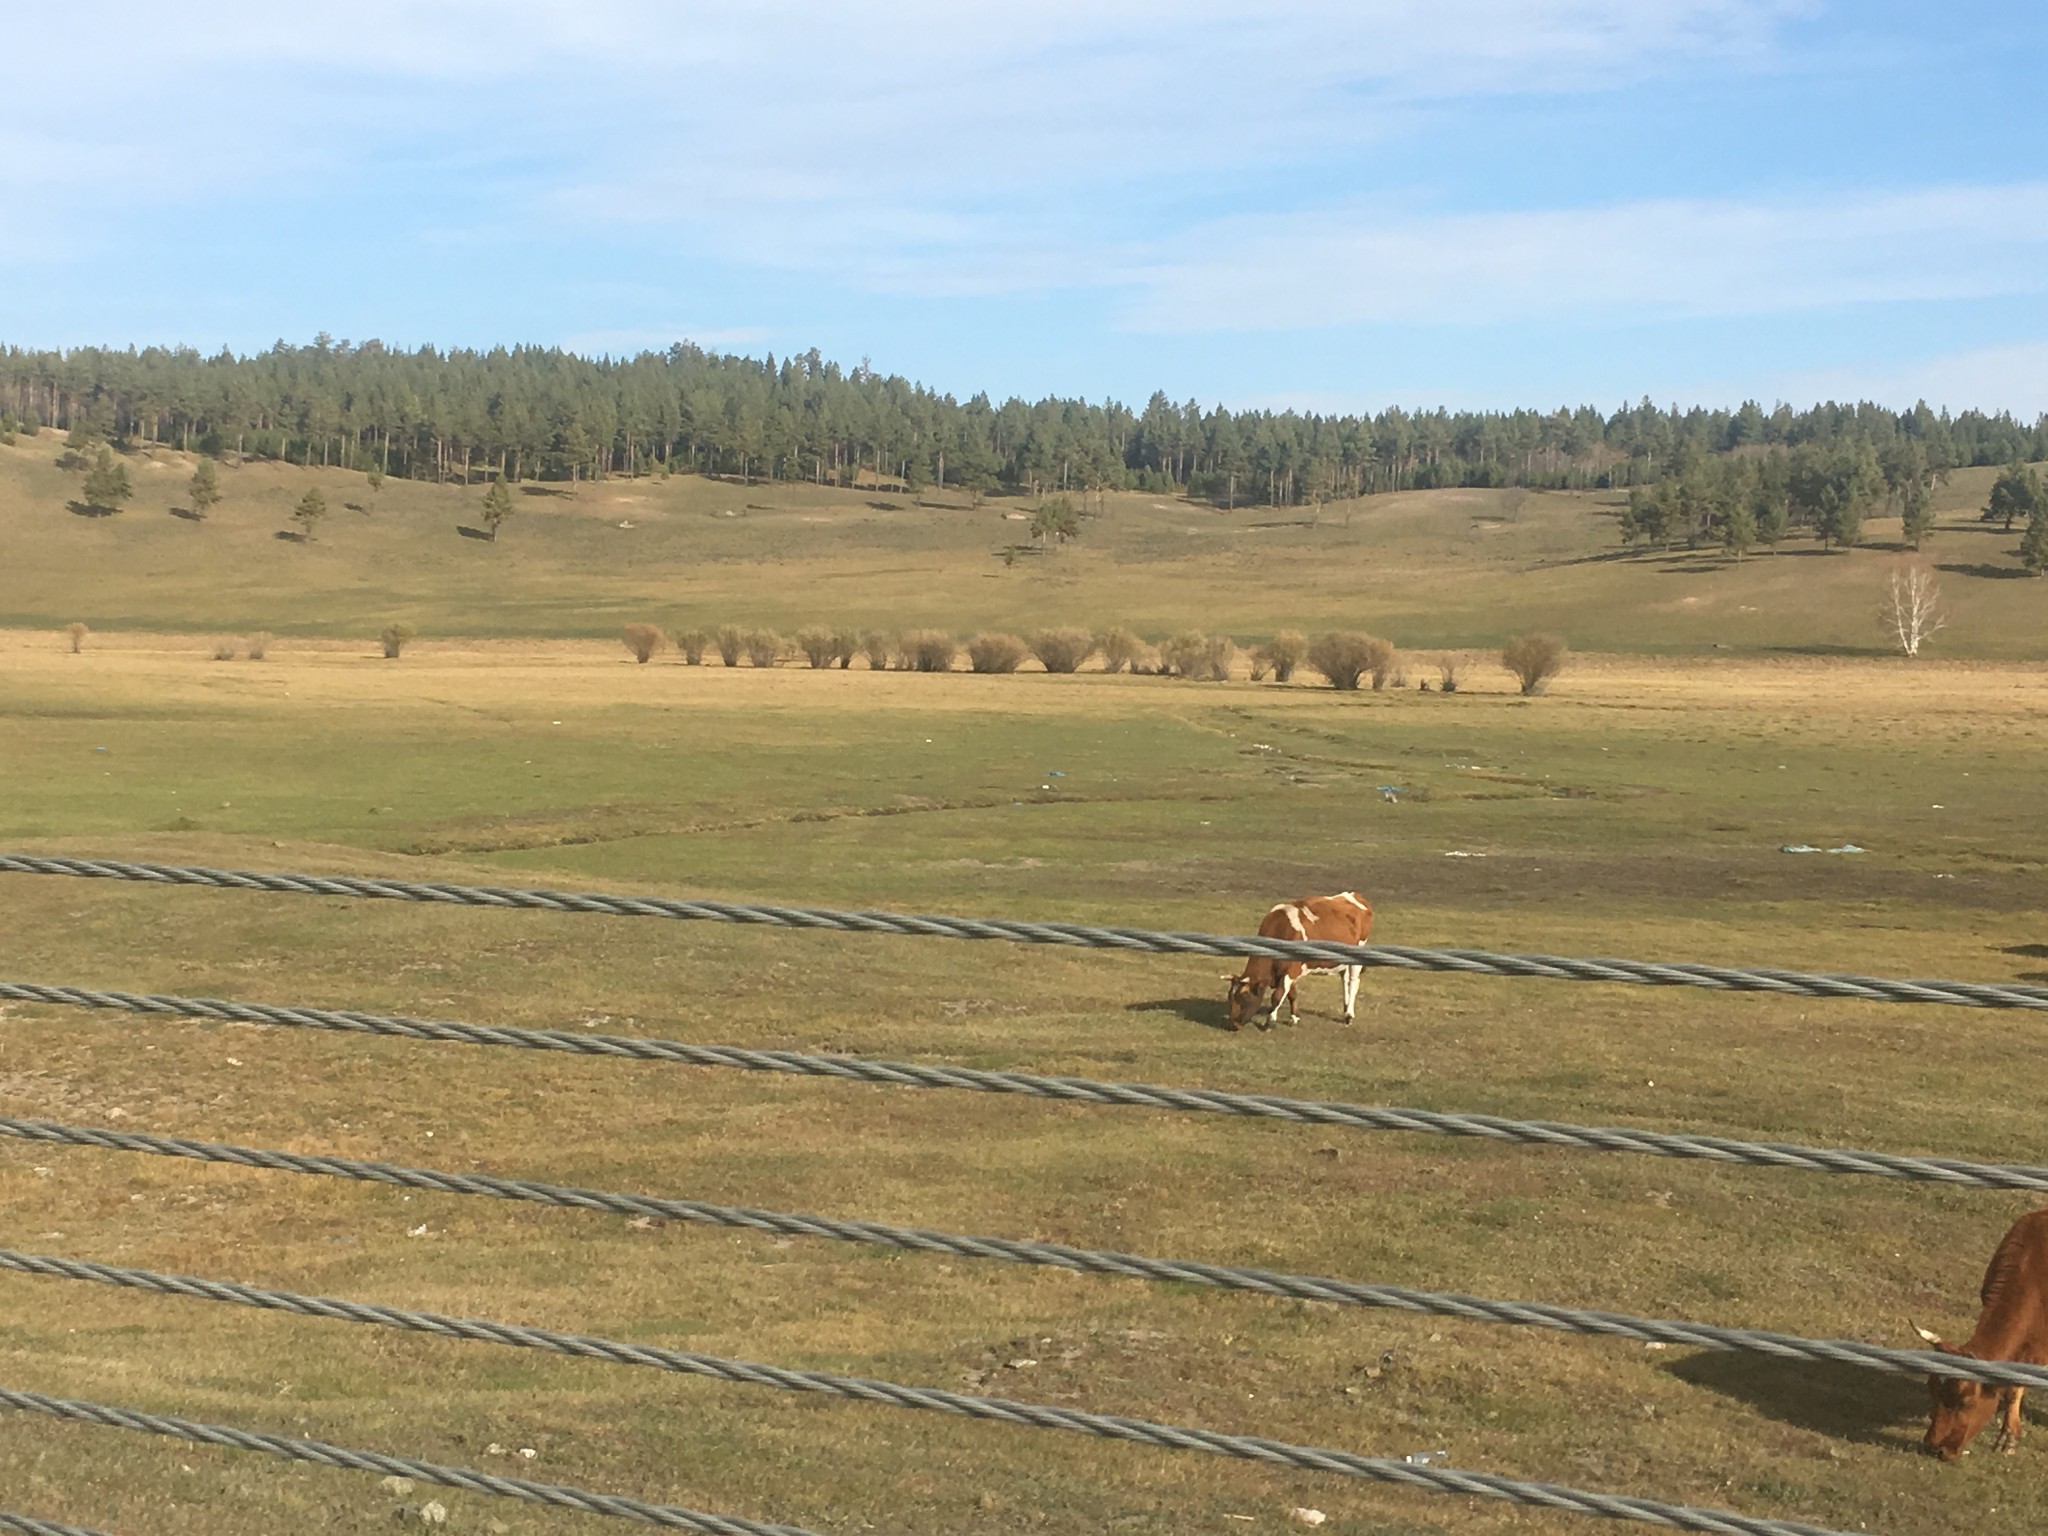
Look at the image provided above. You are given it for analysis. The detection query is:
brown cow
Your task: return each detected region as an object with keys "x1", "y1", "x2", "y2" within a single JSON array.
[
  {"x1": 1224, "y1": 892, "x2": 1374, "y2": 1032},
  {"x1": 1915, "y1": 1208, "x2": 2048, "y2": 1459}
]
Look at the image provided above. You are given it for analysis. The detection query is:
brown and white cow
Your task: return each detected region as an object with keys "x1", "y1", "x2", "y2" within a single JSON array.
[
  {"x1": 1915, "y1": 1208, "x2": 2048, "y2": 1459},
  {"x1": 1224, "y1": 892, "x2": 1374, "y2": 1032}
]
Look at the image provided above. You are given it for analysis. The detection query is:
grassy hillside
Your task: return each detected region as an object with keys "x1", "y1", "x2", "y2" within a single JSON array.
[{"x1": 3, "y1": 435, "x2": 2041, "y2": 655}]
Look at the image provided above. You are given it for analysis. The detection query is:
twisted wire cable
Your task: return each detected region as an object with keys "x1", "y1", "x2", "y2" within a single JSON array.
[
  {"x1": 0, "y1": 1344, "x2": 1854, "y2": 1535},
  {"x1": 0, "y1": 1512, "x2": 114, "y2": 1536},
  {"x1": 3, "y1": 855, "x2": 2043, "y2": 1010},
  {"x1": 0, "y1": 1125, "x2": 2034, "y2": 1390},
  {"x1": 7, "y1": 980, "x2": 2047, "y2": 1192},
  {"x1": 0, "y1": 1386, "x2": 827, "y2": 1533}
]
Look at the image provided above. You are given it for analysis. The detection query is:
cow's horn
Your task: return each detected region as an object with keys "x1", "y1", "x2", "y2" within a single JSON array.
[{"x1": 1911, "y1": 1320, "x2": 1945, "y2": 1346}]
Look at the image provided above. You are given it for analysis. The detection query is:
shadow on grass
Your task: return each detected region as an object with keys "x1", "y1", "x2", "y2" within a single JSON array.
[
  {"x1": 66, "y1": 500, "x2": 119, "y2": 518},
  {"x1": 455, "y1": 524, "x2": 495, "y2": 541},
  {"x1": 1936, "y1": 562, "x2": 2034, "y2": 581},
  {"x1": 2004, "y1": 944, "x2": 2048, "y2": 960},
  {"x1": 1666, "y1": 1351, "x2": 1927, "y2": 1450},
  {"x1": 273, "y1": 529, "x2": 307, "y2": 542},
  {"x1": 1764, "y1": 643, "x2": 1881, "y2": 658},
  {"x1": 520, "y1": 484, "x2": 573, "y2": 497},
  {"x1": 168, "y1": 505, "x2": 205, "y2": 522},
  {"x1": 1123, "y1": 996, "x2": 1235, "y2": 1032}
]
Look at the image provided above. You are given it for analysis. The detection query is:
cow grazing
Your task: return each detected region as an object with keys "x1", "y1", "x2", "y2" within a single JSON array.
[
  {"x1": 1224, "y1": 892, "x2": 1374, "y2": 1032},
  {"x1": 1915, "y1": 1208, "x2": 2048, "y2": 1460}
]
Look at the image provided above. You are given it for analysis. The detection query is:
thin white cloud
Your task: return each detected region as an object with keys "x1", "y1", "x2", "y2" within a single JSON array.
[
  {"x1": 1122, "y1": 184, "x2": 2048, "y2": 330},
  {"x1": 0, "y1": 0, "x2": 1805, "y2": 275}
]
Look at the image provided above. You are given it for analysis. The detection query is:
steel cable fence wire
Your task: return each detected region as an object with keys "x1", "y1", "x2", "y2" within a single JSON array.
[
  {"x1": 0, "y1": 1343, "x2": 1856, "y2": 1536},
  {"x1": 0, "y1": 1125, "x2": 2037, "y2": 1391},
  {"x1": 4, "y1": 854, "x2": 2046, "y2": 1010},
  {"x1": 7, "y1": 980, "x2": 2048, "y2": 1193},
  {"x1": 0, "y1": 1512, "x2": 115, "y2": 1536},
  {"x1": 0, "y1": 1386, "x2": 830, "y2": 1534}
]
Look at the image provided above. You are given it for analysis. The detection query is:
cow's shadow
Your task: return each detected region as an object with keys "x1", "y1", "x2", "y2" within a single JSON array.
[
  {"x1": 1124, "y1": 996, "x2": 1235, "y2": 1032},
  {"x1": 1666, "y1": 1351, "x2": 1928, "y2": 1449}
]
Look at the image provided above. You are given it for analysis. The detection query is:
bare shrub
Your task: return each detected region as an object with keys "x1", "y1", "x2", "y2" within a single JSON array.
[
  {"x1": 966, "y1": 632, "x2": 1030, "y2": 673},
  {"x1": 830, "y1": 630, "x2": 859, "y2": 669},
  {"x1": 1159, "y1": 631, "x2": 1235, "y2": 681},
  {"x1": 1027, "y1": 628, "x2": 1094, "y2": 674},
  {"x1": 904, "y1": 629, "x2": 957, "y2": 672},
  {"x1": 246, "y1": 633, "x2": 270, "y2": 661},
  {"x1": 1436, "y1": 655, "x2": 1464, "y2": 693},
  {"x1": 1096, "y1": 626, "x2": 1144, "y2": 673},
  {"x1": 859, "y1": 631, "x2": 895, "y2": 670},
  {"x1": 211, "y1": 639, "x2": 237, "y2": 661},
  {"x1": 1501, "y1": 631, "x2": 1568, "y2": 695},
  {"x1": 1306, "y1": 631, "x2": 1385, "y2": 690},
  {"x1": 714, "y1": 625, "x2": 745, "y2": 666},
  {"x1": 380, "y1": 623, "x2": 416, "y2": 659},
  {"x1": 622, "y1": 622, "x2": 666, "y2": 664},
  {"x1": 66, "y1": 622, "x2": 88, "y2": 654},
  {"x1": 744, "y1": 629, "x2": 784, "y2": 667},
  {"x1": 1366, "y1": 637, "x2": 1400, "y2": 691},
  {"x1": 794, "y1": 626, "x2": 838, "y2": 668},
  {"x1": 675, "y1": 629, "x2": 708, "y2": 665},
  {"x1": 1257, "y1": 630, "x2": 1307, "y2": 683}
]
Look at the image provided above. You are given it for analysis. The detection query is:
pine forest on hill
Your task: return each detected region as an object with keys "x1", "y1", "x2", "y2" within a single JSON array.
[{"x1": 4, "y1": 337, "x2": 2045, "y2": 514}]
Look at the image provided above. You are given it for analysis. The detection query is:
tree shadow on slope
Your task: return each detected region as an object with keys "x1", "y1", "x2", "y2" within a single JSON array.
[{"x1": 1936, "y1": 562, "x2": 2033, "y2": 581}]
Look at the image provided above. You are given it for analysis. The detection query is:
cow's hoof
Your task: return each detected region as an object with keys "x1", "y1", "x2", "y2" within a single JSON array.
[
  {"x1": 1254, "y1": 1019, "x2": 1272, "y2": 1033},
  {"x1": 1340, "y1": 1015, "x2": 1354, "y2": 1026}
]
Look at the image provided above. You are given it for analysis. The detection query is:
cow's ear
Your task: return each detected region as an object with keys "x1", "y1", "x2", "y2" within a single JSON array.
[{"x1": 1911, "y1": 1320, "x2": 1946, "y2": 1346}]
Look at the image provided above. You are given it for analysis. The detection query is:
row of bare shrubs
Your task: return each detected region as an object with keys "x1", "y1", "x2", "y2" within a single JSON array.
[{"x1": 618, "y1": 621, "x2": 1567, "y2": 692}]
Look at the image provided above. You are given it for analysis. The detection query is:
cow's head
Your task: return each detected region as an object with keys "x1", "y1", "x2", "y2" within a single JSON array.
[
  {"x1": 1224, "y1": 973, "x2": 1273, "y2": 1032},
  {"x1": 1915, "y1": 1324, "x2": 2000, "y2": 1461}
]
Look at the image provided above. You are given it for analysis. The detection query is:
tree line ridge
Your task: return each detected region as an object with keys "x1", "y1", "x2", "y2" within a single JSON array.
[{"x1": 3, "y1": 337, "x2": 2043, "y2": 508}]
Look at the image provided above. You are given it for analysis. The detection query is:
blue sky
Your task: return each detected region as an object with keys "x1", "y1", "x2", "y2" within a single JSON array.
[{"x1": 4, "y1": 0, "x2": 2045, "y2": 415}]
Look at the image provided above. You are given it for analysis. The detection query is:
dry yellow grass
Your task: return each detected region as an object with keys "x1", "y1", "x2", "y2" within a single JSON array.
[{"x1": 1, "y1": 635, "x2": 2046, "y2": 1534}]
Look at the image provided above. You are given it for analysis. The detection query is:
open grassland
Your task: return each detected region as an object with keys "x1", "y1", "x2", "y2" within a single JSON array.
[
  {"x1": 1, "y1": 635, "x2": 2046, "y2": 1534},
  {"x1": 3, "y1": 435, "x2": 2044, "y2": 657}
]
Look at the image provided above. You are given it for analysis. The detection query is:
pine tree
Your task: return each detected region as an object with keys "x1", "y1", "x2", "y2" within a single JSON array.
[
  {"x1": 291, "y1": 487, "x2": 327, "y2": 540},
  {"x1": 81, "y1": 447, "x2": 132, "y2": 512},
  {"x1": 188, "y1": 458, "x2": 221, "y2": 518},
  {"x1": 1721, "y1": 497, "x2": 1757, "y2": 559},
  {"x1": 2022, "y1": 509, "x2": 2048, "y2": 576},
  {"x1": 479, "y1": 478, "x2": 513, "y2": 540},
  {"x1": 1899, "y1": 475, "x2": 1935, "y2": 549}
]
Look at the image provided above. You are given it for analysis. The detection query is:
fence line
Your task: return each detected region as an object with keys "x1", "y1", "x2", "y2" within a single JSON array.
[
  {"x1": 0, "y1": 1385, "x2": 826, "y2": 1534},
  {"x1": 0, "y1": 1353, "x2": 1855, "y2": 1536},
  {"x1": 9, "y1": 980, "x2": 2046, "y2": 1193},
  {"x1": 0, "y1": 1512, "x2": 112, "y2": 1536},
  {"x1": 2, "y1": 1125, "x2": 2037, "y2": 1390},
  {"x1": 5, "y1": 854, "x2": 2044, "y2": 1011}
]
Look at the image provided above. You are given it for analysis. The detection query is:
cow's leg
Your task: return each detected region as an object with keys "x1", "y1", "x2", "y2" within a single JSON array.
[
  {"x1": 1269, "y1": 975, "x2": 1294, "y2": 1029},
  {"x1": 1997, "y1": 1388, "x2": 2025, "y2": 1453},
  {"x1": 1340, "y1": 965, "x2": 1360, "y2": 1024},
  {"x1": 1283, "y1": 972, "x2": 1301, "y2": 1026}
]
